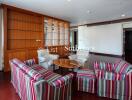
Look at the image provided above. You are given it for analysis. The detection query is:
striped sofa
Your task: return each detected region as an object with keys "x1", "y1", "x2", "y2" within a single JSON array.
[
  {"x1": 94, "y1": 60, "x2": 132, "y2": 100},
  {"x1": 10, "y1": 58, "x2": 73, "y2": 100}
]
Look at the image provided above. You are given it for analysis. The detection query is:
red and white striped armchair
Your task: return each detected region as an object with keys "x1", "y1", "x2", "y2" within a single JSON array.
[{"x1": 94, "y1": 60, "x2": 132, "y2": 100}]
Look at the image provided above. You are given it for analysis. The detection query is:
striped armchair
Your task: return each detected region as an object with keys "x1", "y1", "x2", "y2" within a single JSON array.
[
  {"x1": 10, "y1": 58, "x2": 73, "y2": 100},
  {"x1": 94, "y1": 60, "x2": 132, "y2": 100}
]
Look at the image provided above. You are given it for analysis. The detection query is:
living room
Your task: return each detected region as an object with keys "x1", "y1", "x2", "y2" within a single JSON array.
[{"x1": 0, "y1": 0, "x2": 132, "y2": 100}]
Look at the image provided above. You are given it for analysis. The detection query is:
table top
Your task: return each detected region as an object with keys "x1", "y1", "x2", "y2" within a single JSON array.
[{"x1": 53, "y1": 59, "x2": 80, "y2": 69}]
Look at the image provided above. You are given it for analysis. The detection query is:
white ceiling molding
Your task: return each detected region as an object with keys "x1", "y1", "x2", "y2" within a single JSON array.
[{"x1": 1, "y1": 0, "x2": 132, "y2": 26}]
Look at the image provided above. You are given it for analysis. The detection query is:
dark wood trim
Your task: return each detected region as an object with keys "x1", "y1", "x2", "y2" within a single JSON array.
[
  {"x1": 89, "y1": 52, "x2": 123, "y2": 58},
  {"x1": 123, "y1": 29, "x2": 126, "y2": 59},
  {"x1": 3, "y1": 7, "x2": 7, "y2": 52},
  {"x1": 1, "y1": 4, "x2": 70, "y2": 23},
  {"x1": 72, "y1": 18, "x2": 132, "y2": 27},
  {"x1": 41, "y1": 16, "x2": 44, "y2": 48},
  {"x1": 70, "y1": 26, "x2": 78, "y2": 28},
  {"x1": 0, "y1": 4, "x2": 2, "y2": 8}
]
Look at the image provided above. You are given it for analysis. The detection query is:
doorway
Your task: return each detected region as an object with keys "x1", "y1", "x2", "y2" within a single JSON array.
[
  {"x1": 124, "y1": 29, "x2": 132, "y2": 64},
  {"x1": 70, "y1": 28, "x2": 78, "y2": 53}
]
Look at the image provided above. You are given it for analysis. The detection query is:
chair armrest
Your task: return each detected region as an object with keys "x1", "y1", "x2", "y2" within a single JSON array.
[
  {"x1": 38, "y1": 57, "x2": 48, "y2": 63},
  {"x1": 69, "y1": 55, "x2": 77, "y2": 60},
  {"x1": 77, "y1": 57, "x2": 87, "y2": 62},
  {"x1": 95, "y1": 69, "x2": 126, "y2": 81},
  {"x1": 49, "y1": 73, "x2": 74, "y2": 88}
]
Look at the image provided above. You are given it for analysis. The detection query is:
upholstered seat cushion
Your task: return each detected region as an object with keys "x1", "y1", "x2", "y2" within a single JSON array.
[
  {"x1": 31, "y1": 64, "x2": 62, "y2": 83},
  {"x1": 50, "y1": 73, "x2": 74, "y2": 87},
  {"x1": 77, "y1": 68, "x2": 96, "y2": 79}
]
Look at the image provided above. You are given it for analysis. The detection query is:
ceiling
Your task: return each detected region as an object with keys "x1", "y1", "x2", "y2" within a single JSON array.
[{"x1": 1, "y1": 0, "x2": 132, "y2": 26}]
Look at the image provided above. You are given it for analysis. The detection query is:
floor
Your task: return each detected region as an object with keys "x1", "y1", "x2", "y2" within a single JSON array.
[{"x1": 0, "y1": 72, "x2": 113, "y2": 100}]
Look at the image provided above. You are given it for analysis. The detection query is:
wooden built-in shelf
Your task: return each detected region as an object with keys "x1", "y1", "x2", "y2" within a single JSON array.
[{"x1": 3, "y1": 4, "x2": 70, "y2": 72}]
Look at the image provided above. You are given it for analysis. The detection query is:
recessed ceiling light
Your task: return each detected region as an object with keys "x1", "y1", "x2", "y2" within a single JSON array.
[
  {"x1": 121, "y1": 14, "x2": 126, "y2": 17},
  {"x1": 86, "y1": 10, "x2": 91, "y2": 14},
  {"x1": 67, "y1": 0, "x2": 71, "y2": 2}
]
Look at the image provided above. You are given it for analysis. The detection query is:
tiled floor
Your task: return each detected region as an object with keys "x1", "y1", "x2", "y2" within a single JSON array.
[{"x1": 0, "y1": 72, "x2": 112, "y2": 100}]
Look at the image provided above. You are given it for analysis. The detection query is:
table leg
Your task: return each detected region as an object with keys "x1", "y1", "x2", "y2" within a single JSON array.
[{"x1": 53, "y1": 64, "x2": 55, "y2": 71}]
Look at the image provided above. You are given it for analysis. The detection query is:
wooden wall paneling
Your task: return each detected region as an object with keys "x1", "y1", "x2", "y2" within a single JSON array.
[
  {"x1": 4, "y1": 8, "x2": 44, "y2": 71},
  {"x1": 8, "y1": 51, "x2": 26, "y2": 61},
  {"x1": 5, "y1": 50, "x2": 26, "y2": 71},
  {"x1": 27, "y1": 49, "x2": 38, "y2": 61}
]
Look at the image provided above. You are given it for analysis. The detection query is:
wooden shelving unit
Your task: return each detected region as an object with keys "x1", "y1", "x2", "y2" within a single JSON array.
[{"x1": 2, "y1": 4, "x2": 70, "y2": 72}]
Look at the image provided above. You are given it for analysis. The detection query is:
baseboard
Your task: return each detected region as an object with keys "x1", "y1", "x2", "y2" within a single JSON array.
[{"x1": 89, "y1": 52, "x2": 123, "y2": 58}]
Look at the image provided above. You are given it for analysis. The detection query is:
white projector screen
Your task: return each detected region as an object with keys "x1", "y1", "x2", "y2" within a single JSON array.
[{"x1": 78, "y1": 23, "x2": 123, "y2": 55}]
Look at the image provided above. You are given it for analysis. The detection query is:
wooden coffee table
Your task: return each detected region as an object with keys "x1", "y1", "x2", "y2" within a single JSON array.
[
  {"x1": 53, "y1": 59, "x2": 80, "y2": 94},
  {"x1": 53, "y1": 59, "x2": 80, "y2": 71}
]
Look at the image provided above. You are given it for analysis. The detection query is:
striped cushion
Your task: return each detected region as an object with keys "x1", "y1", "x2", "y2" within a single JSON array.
[
  {"x1": 94, "y1": 61, "x2": 114, "y2": 72},
  {"x1": 114, "y1": 60, "x2": 132, "y2": 74},
  {"x1": 24, "y1": 58, "x2": 36, "y2": 66},
  {"x1": 31, "y1": 64, "x2": 62, "y2": 82},
  {"x1": 95, "y1": 69, "x2": 125, "y2": 80},
  {"x1": 77, "y1": 68, "x2": 96, "y2": 79},
  {"x1": 50, "y1": 73, "x2": 74, "y2": 87}
]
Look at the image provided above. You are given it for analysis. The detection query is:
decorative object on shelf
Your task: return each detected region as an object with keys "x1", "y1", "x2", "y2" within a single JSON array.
[{"x1": 44, "y1": 18, "x2": 69, "y2": 47}]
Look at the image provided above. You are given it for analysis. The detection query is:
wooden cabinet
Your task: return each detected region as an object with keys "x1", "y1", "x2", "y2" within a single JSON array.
[
  {"x1": 7, "y1": 10, "x2": 44, "y2": 50},
  {"x1": 3, "y1": 5, "x2": 70, "y2": 72}
]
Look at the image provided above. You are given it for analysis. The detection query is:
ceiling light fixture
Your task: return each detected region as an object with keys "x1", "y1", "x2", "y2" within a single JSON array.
[
  {"x1": 67, "y1": 0, "x2": 71, "y2": 2},
  {"x1": 121, "y1": 14, "x2": 125, "y2": 17},
  {"x1": 86, "y1": 10, "x2": 91, "y2": 14}
]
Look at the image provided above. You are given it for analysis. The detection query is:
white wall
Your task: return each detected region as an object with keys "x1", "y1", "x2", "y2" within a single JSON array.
[
  {"x1": 0, "y1": 8, "x2": 3, "y2": 71},
  {"x1": 78, "y1": 23, "x2": 123, "y2": 55}
]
